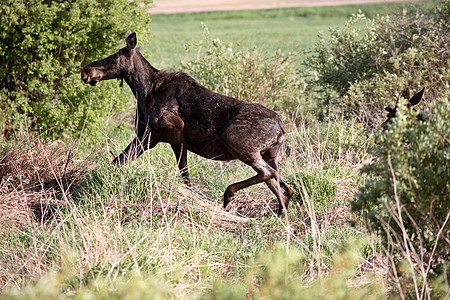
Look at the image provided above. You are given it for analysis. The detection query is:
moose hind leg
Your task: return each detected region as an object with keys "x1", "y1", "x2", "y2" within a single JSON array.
[
  {"x1": 223, "y1": 157, "x2": 281, "y2": 209},
  {"x1": 263, "y1": 151, "x2": 293, "y2": 215},
  {"x1": 265, "y1": 178, "x2": 288, "y2": 217}
]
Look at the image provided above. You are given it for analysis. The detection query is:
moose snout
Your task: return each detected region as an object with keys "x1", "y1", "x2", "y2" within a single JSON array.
[
  {"x1": 81, "y1": 71, "x2": 89, "y2": 84},
  {"x1": 81, "y1": 68, "x2": 90, "y2": 83},
  {"x1": 81, "y1": 67, "x2": 99, "y2": 86}
]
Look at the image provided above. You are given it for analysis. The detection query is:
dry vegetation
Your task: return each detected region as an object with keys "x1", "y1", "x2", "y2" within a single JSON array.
[
  {"x1": 0, "y1": 135, "x2": 251, "y2": 234},
  {"x1": 0, "y1": 136, "x2": 90, "y2": 231},
  {"x1": 0, "y1": 119, "x2": 376, "y2": 296},
  {"x1": 0, "y1": 125, "x2": 363, "y2": 235}
]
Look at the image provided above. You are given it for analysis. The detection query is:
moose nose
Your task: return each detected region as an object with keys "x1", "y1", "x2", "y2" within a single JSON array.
[
  {"x1": 81, "y1": 70, "x2": 89, "y2": 83},
  {"x1": 81, "y1": 71, "x2": 89, "y2": 84}
]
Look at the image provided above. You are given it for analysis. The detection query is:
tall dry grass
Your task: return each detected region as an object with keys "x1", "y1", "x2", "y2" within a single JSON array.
[{"x1": 0, "y1": 119, "x2": 382, "y2": 298}]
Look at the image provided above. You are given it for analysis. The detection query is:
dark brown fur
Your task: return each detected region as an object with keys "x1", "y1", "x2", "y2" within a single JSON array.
[{"x1": 81, "y1": 31, "x2": 293, "y2": 216}]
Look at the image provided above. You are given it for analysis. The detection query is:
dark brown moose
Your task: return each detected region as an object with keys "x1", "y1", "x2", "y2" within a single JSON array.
[
  {"x1": 81, "y1": 31, "x2": 293, "y2": 216},
  {"x1": 381, "y1": 87, "x2": 425, "y2": 130}
]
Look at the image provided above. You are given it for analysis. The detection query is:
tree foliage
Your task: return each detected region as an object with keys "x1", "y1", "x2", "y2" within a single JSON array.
[
  {"x1": 352, "y1": 98, "x2": 449, "y2": 297},
  {"x1": 306, "y1": 1, "x2": 450, "y2": 127},
  {"x1": 0, "y1": 0, "x2": 152, "y2": 139}
]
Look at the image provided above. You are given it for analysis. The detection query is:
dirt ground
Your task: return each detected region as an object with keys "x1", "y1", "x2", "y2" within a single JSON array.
[{"x1": 150, "y1": 0, "x2": 416, "y2": 14}]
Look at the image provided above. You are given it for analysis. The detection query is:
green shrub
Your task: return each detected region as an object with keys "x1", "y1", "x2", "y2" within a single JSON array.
[
  {"x1": 181, "y1": 24, "x2": 303, "y2": 119},
  {"x1": 206, "y1": 242, "x2": 383, "y2": 299},
  {"x1": 306, "y1": 13, "x2": 379, "y2": 98},
  {"x1": 306, "y1": 2, "x2": 449, "y2": 127},
  {"x1": 282, "y1": 119, "x2": 371, "y2": 208},
  {"x1": 438, "y1": 0, "x2": 450, "y2": 23},
  {"x1": 286, "y1": 165, "x2": 338, "y2": 207},
  {"x1": 352, "y1": 98, "x2": 450, "y2": 298},
  {"x1": 0, "y1": 0, "x2": 152, "y2": 140}
]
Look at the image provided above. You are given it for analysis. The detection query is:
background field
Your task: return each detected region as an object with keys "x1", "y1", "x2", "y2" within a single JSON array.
[
  {"x1": 149, "y1": 0, "x2": 417, "y2": 14},
  {"x1": 147, "y1": 2, "x2": 427, "y2": 69}
]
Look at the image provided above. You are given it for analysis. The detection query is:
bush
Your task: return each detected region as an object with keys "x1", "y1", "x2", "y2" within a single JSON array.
[
  {"x1": 182, "y1": 24, "x2": 303, "y2": 120},
  {"x1": 438, "y1": 0, "x2": 450, "y2": 23},
  {"x1": 306, "y1": 13, "x2": 380, "y2": 98},
  {"x1": 352, "y1": 98, "x2": 450, "y2": 298},
  {"x1": 306, "y1": 2, "x2": 449, "y2": 127},
  {"x1": 282, "y1": 119, "x2": 370, "y2": 207},
  {"x1": 286, "y1": 165, "x2": 338, "y2": 207},
  {"x1": 0, "y1": 0, "x2": 152, "y2": 140},
  {"x1": 207, "y1": 242, "x2": 383, "y2": 299}
]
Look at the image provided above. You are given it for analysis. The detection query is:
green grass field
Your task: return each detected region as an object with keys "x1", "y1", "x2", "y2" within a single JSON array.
[{"x1": 146, "y1": 2, "x2": 431, "y2": 69}]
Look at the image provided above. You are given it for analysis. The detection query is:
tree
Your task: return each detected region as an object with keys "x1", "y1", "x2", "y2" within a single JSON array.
[
  {"x1": 0, "y1": 0, "x2": 152, "y2": 139},
  {"x1": 352, "y1": 98, "x2": 449, "y2": 298}
]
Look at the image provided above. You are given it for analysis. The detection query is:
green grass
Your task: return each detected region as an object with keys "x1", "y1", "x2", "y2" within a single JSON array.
[
  {"x1": 0, "y1": 115, "x2": 375, "y2": 297},
  {"x1": 146, "y1": 2, "x2": 433, "y2": 70}
]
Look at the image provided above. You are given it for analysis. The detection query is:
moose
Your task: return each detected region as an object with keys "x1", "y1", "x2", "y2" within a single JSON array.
[
  {"x1": 81, "y1": 31, "x2": 293, "y2": 216},
  {"x1": 381, "y1": 87, "x2": 425, "y2": 130}
]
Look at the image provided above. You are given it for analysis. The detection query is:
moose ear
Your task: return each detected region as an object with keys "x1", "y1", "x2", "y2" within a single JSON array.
[
  {"x1": 385, "y1": 107, "x2": 394, "y2": 113},
  {"x1": 125, "y1": 31, "x2": 137, "y2": 50},
  {"x1": 408, "y1": 87, "x2": 424, "y2": 107}
]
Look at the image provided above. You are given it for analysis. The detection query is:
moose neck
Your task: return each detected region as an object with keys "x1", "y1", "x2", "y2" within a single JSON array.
[{"x1": 124, "y1": 51, "x2": 159, "y2": 102}]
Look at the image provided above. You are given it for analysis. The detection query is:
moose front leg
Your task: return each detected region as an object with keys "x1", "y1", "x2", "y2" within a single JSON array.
[
  {"x1": 112, "y1": 135, "x2": 151, "y2": 165},
  {"x1": 112, "y1": 116, "x2": 153, "y2": 165},
  {"x1": 112, "y1": 106, "x2": 155, "y2": 165},
  {"x1": 171, "y1": 141, "x2": 190, "y2": 186}
]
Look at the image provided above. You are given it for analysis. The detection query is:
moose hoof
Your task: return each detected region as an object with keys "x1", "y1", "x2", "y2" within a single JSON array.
[
  {"x1": 183, "y1": 178, "x2": 192, "y2": 187},
  {"x1": 112, "y1": 154, "x2": 129, "y2": 166},
  {"x1": 223, "y1": 190, "x2": 234, "y2": 208},
  {"x1": 277, "y1": 208, "x2": 288, "y2": 218},
  {"x1": 112, "y1": 158, "x2": 123, "y2": 166},
  {"x1": 284, "y1": 188, "x2": 294, "y2": 200}
]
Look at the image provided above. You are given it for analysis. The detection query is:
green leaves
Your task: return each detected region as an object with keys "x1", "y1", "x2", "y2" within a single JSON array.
[
  {"x1": 352, "y1": 97, "x2": 450, "y2": 282},
  {"x1": 0, "y1": 0, "x2": 152, "y2": 139},
  {"x1": 307, "y1": 13, "x2": 379, "y2": 97},
  {"x1": 306, "y1": 2, "x2": 450, "y2": 128}
]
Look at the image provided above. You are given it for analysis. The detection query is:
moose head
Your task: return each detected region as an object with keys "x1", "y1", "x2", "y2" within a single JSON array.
[
  {"x1": 381, "y1": 87, "x2": 425, "y2": 130},
  {"x1": 81, "y1": 31, "x2": 137, "y2": 86}
]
